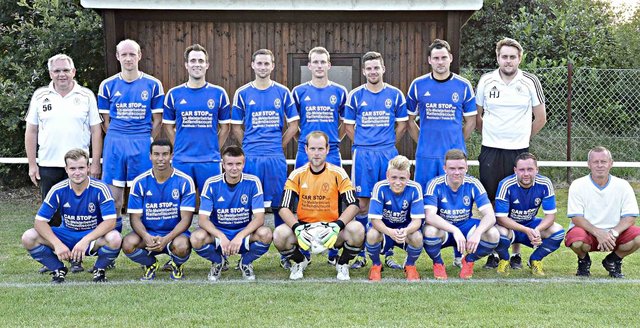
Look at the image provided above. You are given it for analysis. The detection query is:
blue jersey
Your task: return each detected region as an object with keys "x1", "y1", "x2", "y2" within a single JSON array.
[
  {"x1": 98, "y1": 73, "x2": 164, "y2": 136},
  {"x1": 424, "y1": 175, "x2": 491, "y2": 223},
  {"x1": 344, "y1": 83, "x2": 408, "y2": 149},
  {"x1": 406, "y1": 73, "x2": 476, "y2": 157},
  {"x1": 36, "y1": 178, "x2": 116, "y2": 231},
  {"x1": 292, "y1": 81, "x2": 347, "y2": 149},
  {"x1": 495, "y1": 174, "x2": 557, "y2": 222},
  {"x1": 369, "y1": 180, "x2": 425, "y2": 229},
  {"x1": 231, "y1": 81, "x2": 299, "y2": 155},
  {"x1": 163, "y1": 83, "x2": 231, "y2": 163},
  {"x1": 199, "y1": 173, "x2": 265, "y2": 230},
  {"x1": 127, "y1": 168, "x2": 196, "y2": 235}
]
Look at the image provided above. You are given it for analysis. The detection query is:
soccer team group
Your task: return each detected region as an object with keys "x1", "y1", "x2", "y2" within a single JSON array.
[{"x1": 22, "y1": 36, "x2": 640, "y2": 284}]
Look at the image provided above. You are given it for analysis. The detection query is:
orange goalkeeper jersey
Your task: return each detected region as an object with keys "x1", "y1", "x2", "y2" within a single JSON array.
[{"x1": 283, "y1": 163, "x2": 355, "y2": 223}]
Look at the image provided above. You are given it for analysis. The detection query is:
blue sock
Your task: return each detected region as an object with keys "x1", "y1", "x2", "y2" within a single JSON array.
[
  {"x1": 405, "y1": 244, "x2": 422, "y2": 266},
  {"x1": 95, "y1": 246, "x2": 120, "y2": 269},
  {"x1": 466, "y1": 240, "x2": 498, "y2": 262},
  {"x1": 194, "y1": 244, "x2": 222, "y2": 264},
  {"x1": 365, "y1": 241, "x2": 382, "y2": 266},
  {"x1": 328, "y1": 248, "x2": 339, "y2": 259},
  {"x1": 171, "y1": 253, "x2": 190, "y2": 266},
  {"x1": 242, "y1": 241, "x2": 270, "y2": 265},
  {"x1": 28, "y1": 245, "x2": 64, "y2": 270},
  {"x1": 115, "y1": 217, "x2": 123, "y2": 233},
  {"x1": 125, "y1": 248, "x2": 156, "y2": 266},
  {"x1": 530, "y1": 230, "x2": 565, "y2": 261},
  {"x1": 385, "y1": 248, "x2": 394, "y2": 257},
  {"x1": 453, "y1": 247, "x2": 462, "y2": 258},
  {"x1": 495, "y1": 235, "x2": 511, "y2": 260},
  {"x1": 354, "y1": 215, "x2": 369, "y2": 258},
  {"x1": 423, "y1": 237, "x2": 444, "y2": 264}
]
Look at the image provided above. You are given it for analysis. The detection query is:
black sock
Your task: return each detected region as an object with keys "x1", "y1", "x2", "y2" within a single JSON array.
[
  {"x1": 605, "y1": 252, "x2": 622, "y2": 262},
  {"x1": 338, "y1": 243, "x2": 361, "y2": 265}
]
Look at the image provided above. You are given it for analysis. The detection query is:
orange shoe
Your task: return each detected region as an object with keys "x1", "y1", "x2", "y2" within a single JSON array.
[
  {"x1": 404, "y1": 265, "x2": 420, "y2": 281},
  {"x1": 460, "y1": 257, "x2": 474, "y2": 279},
  {"x1": 433, "y1": 263, "x2": 448, "y2": 280},
  {"x1": 368, "y1": 264, "x2": 382, "y2": 281}
]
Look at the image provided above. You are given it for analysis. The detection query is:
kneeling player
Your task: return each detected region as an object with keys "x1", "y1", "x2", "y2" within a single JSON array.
[
  {"x1": 365, "y1": 155, "x2": 424, "y2": 281},
  {"x1": 274, "y1": 131, "x2": 362, "y2": 280},
  {"x1": 423, "y1": 149, "x2": 500, "y2": 279},
  {"x1": 122, "y1": 139, "x2": 195, "y2": 280},
  {"x1": 494, "y1": 152, "x2": 565, "y2": 276},
  {"x1": 191, "y1": 146, "x2": 272, "y2": 281},
  {"x1": 21, "y1": 149, "x2": 121, "y2": 283}
]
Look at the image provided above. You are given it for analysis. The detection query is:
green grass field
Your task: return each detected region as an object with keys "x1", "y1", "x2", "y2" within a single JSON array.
[{"x1": 1, "y1": 186, "x2": 640, "y2": 327}]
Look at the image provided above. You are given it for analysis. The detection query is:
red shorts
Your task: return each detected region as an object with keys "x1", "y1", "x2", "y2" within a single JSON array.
[{"x1": 565, "y1": 226, "x2": 640, "y2": 250}]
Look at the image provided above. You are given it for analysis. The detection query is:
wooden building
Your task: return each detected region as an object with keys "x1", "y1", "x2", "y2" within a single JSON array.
[{"x1": 81, "y1": 0, "x2": 482, "y2": 162}]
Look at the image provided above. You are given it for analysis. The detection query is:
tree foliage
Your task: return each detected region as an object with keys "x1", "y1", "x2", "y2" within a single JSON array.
[{"x1": 0, "y1": 0, "x2": 104, "y2": 186}]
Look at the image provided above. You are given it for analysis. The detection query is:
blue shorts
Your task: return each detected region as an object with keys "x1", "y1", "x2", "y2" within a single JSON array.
[
  {"x1": 351, "y1": 147, "x2": 398, "y2": 198},
  {"x1": 173, "y1": 160, "x2": 222, "y2": 192},
  {"x1": 295, "y1": 143, "x2": 342, "y2": 169},
  {"x1": 103, "y1": 134, "x2": 152, "y2": 187},
  {"x1": 414, "y1": 156, "x2": 445, "y2": 192},
  {"x1": 243, "y1": 154, "x2": 286, "y2": 209},
  {"x1": 52, "y1": 227, "x2": 97, "y2": 256},
  {"x1": 511, "y1": 218, "x2": 542, "y2": 248},
  {"x1": 145, "y1": 231, "x2": 191, "y2": 256},
  {"x1": 214, "y1": 227, "x2": 251, "y2": 254},
  {"x1": 441, "y1": 218, "x2": 481, "y2": 248}
]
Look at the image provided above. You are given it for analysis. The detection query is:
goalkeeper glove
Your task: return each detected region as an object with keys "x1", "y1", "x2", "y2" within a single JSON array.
[
  {"x1": 293, "y1": 223, "x2": 312, "y2": 251},
  {"x1": 320, "y1": 221, "x2": 345, "y2": 249}
]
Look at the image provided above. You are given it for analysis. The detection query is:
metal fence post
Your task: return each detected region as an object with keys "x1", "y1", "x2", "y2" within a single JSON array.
[{"x1": 566, "y1": 62, "x2": 573, "y2": 183}]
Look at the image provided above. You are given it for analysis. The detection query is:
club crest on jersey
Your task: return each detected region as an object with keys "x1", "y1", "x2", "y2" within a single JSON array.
[
  {"x1": 329, "y1": 95, "x2": 337, "y2": 105},
  {"x1": 74, "y1": 97, "x2": 82, "y2": 106},
  {"x1": 207, "y1": 99, "x2": 215, "y2": 109},
  {"x1": 241, "y1": 194, "x2": 248, "y2": 205},
  {"x1": 141, "y1": 90, "x2": 149, "y2": 101},
  {"x1": 535, "y1": 197, "x2": 541, "y2": 206},
  {"x1": 463, "y1": 196, "x2": 471, "y2": 206},
  {"x1": 451, "y1": 92, "x2": 459, "y2": 103},
  {"x1": 516, "y1": 86, "x2": 523, "y2": 93},
  {"x1": 172, "y1": 189, "x2": 179, "y2": 200},
  {"x1": 402, "y1": 200, "x2": 409, "y2": 210},
  {"x1": 384, "y1": 98, "x2": 392, "y2": 109},
  {"x1": 88, "y1": 203, "x2": 96, "y2": 213},
  {"x1": 274, "y1": 98, "x2": 281, "y2": 109},
  {"x1": 322, "y1": 183, "x2": 330, "y2": 193}
]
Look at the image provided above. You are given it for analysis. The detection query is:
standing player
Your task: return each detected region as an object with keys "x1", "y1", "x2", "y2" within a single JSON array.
[
  {"x1": 274, "y1": 131, "x2": 361, "y2": 280},
  {"x1": 422, "y1": 149, "x2": 500, "y2": 279},
  {"x1": 344, "y1": 51, "x2": 408, "y2": 269},
  {"x1": 476, "y1": 37, "x2": 546, "y2": 269},
  {"x1": 122, "y1": 139, "x2": 195, "y2": 280},
  {"x1": 365, "y1": 155, "x2": 424, "y2": 281},
  {"x1": 25, "y1": 54, "x2": 104, "y2": 273},
  {"x1": 21, "y1": 149, "x2": 121, "y2": 283},
  {"x1": 98, "y1": 39, "x2": 165, "y2": 232},
  {"x1": 494, "y1": 152, "x2": 565, "y2": 276},
  {"x1": 566, "y1": 146, "x2": 640, "y2": 278},
  {"x1": 191, "y1": 146, "x2": 272, "y2": 281},
  {"x1": 231, "y1": 49, "x2": 299, "y2": 231},
  {"x1": 406, "y1": 39, "x2": 476, "y2": 268},
  {"x1": 163, "y1": 43, "x2": 231, "y2": 193}
]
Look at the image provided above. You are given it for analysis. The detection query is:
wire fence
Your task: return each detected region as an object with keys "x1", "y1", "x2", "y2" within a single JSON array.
[{"x1": 461, "y1": 66, "x2": 640, "y2": 182}]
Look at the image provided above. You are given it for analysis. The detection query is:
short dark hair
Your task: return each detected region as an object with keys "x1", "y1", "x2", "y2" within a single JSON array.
[
  {"x1": 222, "y1": 145, "x2": 245, "y2": 158},
  {"x1": 362, "y1": 51, "x2": 384, "y2": 66},
  {"x1": 184, "y1": 44, "x2": 208, "y2": 63},
  {"x1": 252, "y1": 49, "x2": 274, "y2": 63},
  {"x1": 428, "y1": 39, "x2": 452, "y2": 56},
  {"x1": 514, "y1": 152, "x2": 538, "y2": 167},
  {"x1": 150, "y1": 139, "x2": 173, "y2": 154}
]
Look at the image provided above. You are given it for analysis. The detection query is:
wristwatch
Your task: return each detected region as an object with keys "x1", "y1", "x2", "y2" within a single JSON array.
[{"x1": 609, "y1": 229, "x2": 619, "y2": 238}]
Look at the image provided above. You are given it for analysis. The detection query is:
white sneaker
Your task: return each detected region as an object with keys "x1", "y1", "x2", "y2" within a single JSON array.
[
  {"x1": 453, "y1": 256, "x2": 463, "y2": 268},
  {"x1": 240, "y1": 263, "x2": 255, "y2": 281},
  {"x1": 336, "y1": 263, "x2": 350, "y2": 281},
  {"x1": 208, "y1": 262, "x2": 223, "y2": 282},
  {"x1": 289, "y1": 257, "x2": 309, "y2": 280}
]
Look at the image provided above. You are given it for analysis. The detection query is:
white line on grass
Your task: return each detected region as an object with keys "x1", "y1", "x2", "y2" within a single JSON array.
[{"x1": 2, "y1": 277, "x2": 640, "y2": 288}]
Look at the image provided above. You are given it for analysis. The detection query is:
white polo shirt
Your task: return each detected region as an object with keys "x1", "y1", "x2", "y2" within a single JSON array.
[
  {"x1": 567, "y1": 174, "x2": 639, "y2": 230},
  {"x1": 25, "y1": 81, "x2": 102, "y2": 167},
  {"x1": 476, "y1": 69, "x2": 545, "y2": 150}
]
